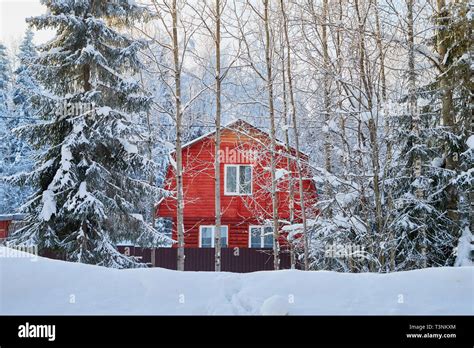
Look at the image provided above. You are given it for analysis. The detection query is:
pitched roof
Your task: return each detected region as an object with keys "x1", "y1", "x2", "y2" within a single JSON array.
[
  {"x1": 171, "y1": 118, "x2": 308, "y2": 157},
  {"x1": 0, "y1": 214, "x2": 25, "y2": 221}
]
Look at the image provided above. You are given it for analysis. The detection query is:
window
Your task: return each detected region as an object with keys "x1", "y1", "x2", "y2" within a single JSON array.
[
  {"x1": 199, "y1": 225, "x2": 228, "y2": 248},
  {"x1": 249, "y1": 226, "x2": 274, "y2": 248},
  {"x1": 225, "y1": 165, "x2": 252, "y2": 195}
]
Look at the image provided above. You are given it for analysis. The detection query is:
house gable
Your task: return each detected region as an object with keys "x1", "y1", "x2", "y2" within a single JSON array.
[{"x1": 156, "y1": 119, "x2": 318, "y2": 248}]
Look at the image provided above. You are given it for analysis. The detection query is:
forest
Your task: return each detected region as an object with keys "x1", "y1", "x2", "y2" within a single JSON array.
[{"x1": 0, "y1": 0, "x2": 472, "y2": 272}]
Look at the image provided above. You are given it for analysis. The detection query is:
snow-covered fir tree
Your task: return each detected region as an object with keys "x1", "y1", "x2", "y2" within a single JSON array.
[
  {"x1": 285, "y1": 0, "x2": 472, "y2": 272},
  {"x1": 387, "y1": 83, "x2": 458, "y2": 270},
  {"x1": 0, "y1": 44, "x2": 9, "y2": 105},
  {"x1": 385, "y1": 0, "x2": 472, "y2": 269},
  {"x1": 386, "y1": 1, "x2": 443, "y2": 270},
  {"x1": 9, "y1": 0, "x2": 168, "y2": 268},
  {"x1": 0, "y1": 42, "x2": 18, "y2": 214},
  {"x1": 431, "y1": 0, "x2": 473, "y2": 266},
  {"x1": 0, "y1": 30, "x2": 40, "y2": 214},
  {"x1": 13, "y1": 29, "x2": 38, "y2": 118}
]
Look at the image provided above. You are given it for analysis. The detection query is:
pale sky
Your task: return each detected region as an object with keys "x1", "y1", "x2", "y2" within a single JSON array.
[{"x1": 0, "y1": 0, "x2": 54, "y2": 52}]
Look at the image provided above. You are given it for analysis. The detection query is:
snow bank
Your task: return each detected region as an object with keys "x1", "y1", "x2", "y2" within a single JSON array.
[
  {"x1": 260, "y1": 295, "x2": 289, "y2": 315},
  {"x1": 0, "y1": 247, "x2": 472, "y2": 315}
]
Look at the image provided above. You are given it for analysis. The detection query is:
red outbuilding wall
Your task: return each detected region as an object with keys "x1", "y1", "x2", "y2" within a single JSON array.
[{"x1": 0, "y1": 220, "x2": 11, "y2": 239}]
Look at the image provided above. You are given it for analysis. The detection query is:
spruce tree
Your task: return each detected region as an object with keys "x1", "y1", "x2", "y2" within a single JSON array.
[
  {"x1": 0, "y1": 30, "x2": 40, "y2": 214},
  {"x1": 433, "y1": 0, "x2": 473, "y2": 265},
  {"x1": 10, "y1": 0, "x2": 166, "y2": 267},
  {"x1": 388, "y1": 0, "x2": 472, "y2": 269},
  {"x1": 0, "y1": 44, "x2": 8, "y2": 101},
  {"x1": 13, "y1": 29, "x2": 38, "y2": 118},
  {"x1": 0, "y1": 43, "x2": 17, "y2": 214}
]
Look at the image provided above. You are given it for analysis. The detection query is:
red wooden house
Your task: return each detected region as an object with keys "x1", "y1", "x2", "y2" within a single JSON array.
[
  {"x1": 154, "y1": 119, "x2": 317, "y2": 270},
  {"x1": 0, "y1": 214, "x2": 25, "y2": 240},
  {"x1": 0, "y1": 218, "x2": 10, "y2": 240}
]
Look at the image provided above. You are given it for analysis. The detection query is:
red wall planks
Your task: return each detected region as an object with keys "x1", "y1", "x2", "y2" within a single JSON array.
[
  {"x1": 157, "y1": 120, "x2": 318, "y2": 248},
  {"x1": 0, "y1": 220, "x2": 11, "y2": 239}
]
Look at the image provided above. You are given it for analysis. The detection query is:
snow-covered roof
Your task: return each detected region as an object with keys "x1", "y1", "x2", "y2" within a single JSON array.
[
  {"x1": 170, "y1": 118, "x2": 242, "y2": 153},
  {"x1": 0, "y1": 214, "x2": 26, "y2": 221},
  {"x1": 170, "y1": 118, "x2": 309, "y2": 157}
]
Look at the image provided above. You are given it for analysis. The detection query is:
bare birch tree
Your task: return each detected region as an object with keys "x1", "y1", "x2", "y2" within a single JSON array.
[
  {"x1": 137, "y1": 0, "x2": 203, "y2": 271},
  {"x1": 279, "y1": 0, "x2": 310, "y2": 270}
]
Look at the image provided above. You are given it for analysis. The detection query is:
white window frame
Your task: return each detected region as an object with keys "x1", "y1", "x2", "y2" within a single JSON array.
[
  {"x1": 224, "y1": 164, "x2": 253, "y2": 196},
  {"x1": 199, "y1": 225, "x2": 229, "y2": 248},
  {"x1": 248, "y1": 225, "x2": 274, "y2": 248}
]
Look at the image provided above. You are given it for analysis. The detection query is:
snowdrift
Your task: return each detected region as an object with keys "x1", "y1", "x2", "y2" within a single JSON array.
[{"x1": 0, "y1": 247, "x2": 472, "y2": 315}]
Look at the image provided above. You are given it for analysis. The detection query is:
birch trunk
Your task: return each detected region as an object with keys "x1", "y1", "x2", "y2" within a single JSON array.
[
  {"x1": 355, "y1": 0, "x2": 382, "y2": 271},
  {"x1": 335, "y1": 0, "x2": 349, "y2": 176},
  {"x1": 407, "y1": 0, "x2": 427, "y2": 268},
  {"x1": 280, "y1": 0, "x2": 309, "y2": 270},
  {"x1": 373, "y1": 0, "x2": 394, "y2": 271},
  {"x1": 321, "y1": 0, "x2": 333, "y2": 216},
  {"x1": 281, "y1": 36, "x2": 296, "y2": 269},
  {"x1": 172, "y1": 0, "x2": 185, "y2": 271},
  {"x1": 214, "y1": 0, "x2": 222, "y2": 272},
  {"x1": 263, "y1": 0, "x2": 280, "y2": 270},
  {"x1": 436, "y1": 0, "x2": 458, "y2": 226}
]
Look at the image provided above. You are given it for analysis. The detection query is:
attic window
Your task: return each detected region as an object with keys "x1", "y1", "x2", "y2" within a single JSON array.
[{"x1": 224, "y1": 165, "x2": 252, "y2": 195}]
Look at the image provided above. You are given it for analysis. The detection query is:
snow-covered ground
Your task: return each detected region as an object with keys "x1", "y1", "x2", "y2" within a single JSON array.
[{"x1": 0, "y1": 247, "x2": 472, "y2": 315}]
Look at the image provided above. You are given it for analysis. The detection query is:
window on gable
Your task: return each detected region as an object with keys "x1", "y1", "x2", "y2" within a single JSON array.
[
  {"x1": 249, "y1": 226, "x2": 274, "y2": 248},
  {"x1": 239, "y1": 165, "x2": 252, "y2": 194},
  {"x1": 225, "y1": 165, "x2": 252, "y2": 195},
  {"x1": 225, "y1": 166, "x2": 237, "y2": 194},
  {"x1": 199, "y1": 225, "x2": 228, "y2": 248}
]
